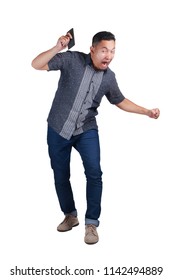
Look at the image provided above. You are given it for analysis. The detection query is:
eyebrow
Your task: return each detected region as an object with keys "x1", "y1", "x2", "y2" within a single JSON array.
[{"x1": 101, "y1": 47, "x2": 115, "y2": 51}]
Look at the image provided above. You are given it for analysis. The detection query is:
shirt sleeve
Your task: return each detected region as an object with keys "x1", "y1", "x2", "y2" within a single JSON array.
[
  {"x1": 105, "y1": 72, "x2": 125, "y2": 104},
  {"x1": 48, "y1": 51, "x2": 72, "y2": 71},
  {"x1": 48, "y1": 53, "x2": 63, "y2": 71}
]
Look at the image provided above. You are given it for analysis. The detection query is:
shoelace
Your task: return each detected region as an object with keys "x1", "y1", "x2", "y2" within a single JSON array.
[
  {"x1": 86, "y1": 225, "x2": 97, "y2": 236},
  {"x1": 61, "y1": 215, "x2": 72, "y2": 225}
]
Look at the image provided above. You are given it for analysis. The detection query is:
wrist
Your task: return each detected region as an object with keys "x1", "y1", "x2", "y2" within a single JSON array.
[
  {"x1": 146, "y1": 109, "x2": 152, "y2": 117},
  {"x1": 52, "y1": 45, "x2": 62, "y2": 54}
]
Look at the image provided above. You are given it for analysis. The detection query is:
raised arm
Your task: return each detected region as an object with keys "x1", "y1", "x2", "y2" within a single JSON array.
[
  {"x1": 31, "y1": 33, "x2": 72, "y2": 70},
  {"x1": 116, "y1": 98, "x2": 160, "y2": 119}
]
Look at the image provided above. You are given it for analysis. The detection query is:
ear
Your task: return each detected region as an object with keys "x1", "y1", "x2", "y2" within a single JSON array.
[{"x1": 90, "y1": 46, "x2": 94, "y2": 53}]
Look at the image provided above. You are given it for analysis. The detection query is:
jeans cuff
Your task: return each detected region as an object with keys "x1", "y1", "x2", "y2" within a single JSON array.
[
  {"x1": 85, "y1": 218, "x2": 99, "y2": 227},
  {"x1": 65, "y1": 210, "x2": 77, "y2": 217}
]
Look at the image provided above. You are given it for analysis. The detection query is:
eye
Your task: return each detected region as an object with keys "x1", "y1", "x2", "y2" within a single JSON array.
[{"x1": 102, "y1": 49, "x2": 108, "y2": 54}]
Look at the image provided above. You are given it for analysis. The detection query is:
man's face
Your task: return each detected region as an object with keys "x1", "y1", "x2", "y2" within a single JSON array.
[{"x1": 90, "y1": 40, "x2": 115, "y2": 70}]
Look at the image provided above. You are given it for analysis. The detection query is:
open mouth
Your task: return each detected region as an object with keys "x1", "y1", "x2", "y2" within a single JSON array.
[{"x1": 101, "y1": 61, "x2": 109, "y2": 68}]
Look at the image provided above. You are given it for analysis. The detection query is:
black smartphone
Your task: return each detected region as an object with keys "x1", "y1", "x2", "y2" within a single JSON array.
[{"x1": 67, "y1": 28, "x2": 75, "y2": 49}]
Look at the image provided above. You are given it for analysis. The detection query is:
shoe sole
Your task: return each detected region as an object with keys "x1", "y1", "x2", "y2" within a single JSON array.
[
  {"x1": 57, "y1": 223, "x2": 79, "y2": 232},
  {"x1": 84, "y1": 240, "x2": 98, "y2": 245}
]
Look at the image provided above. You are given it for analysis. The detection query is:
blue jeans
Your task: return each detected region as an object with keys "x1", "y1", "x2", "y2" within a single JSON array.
[{"x1": 47, "y1": 126, "x2": 103, "y2": 227}]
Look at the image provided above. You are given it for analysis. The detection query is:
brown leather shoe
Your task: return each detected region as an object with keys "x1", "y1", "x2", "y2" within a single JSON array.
[
  {"x1": 84, "y1": 224, "x2": 99, "y2": 244},
  {"x1": 57, "y1": 215, "x2": 79, "y2": 232}
]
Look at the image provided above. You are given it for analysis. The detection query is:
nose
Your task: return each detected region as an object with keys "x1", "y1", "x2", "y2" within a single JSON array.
[{"x1": 105, "y1": 50, "x2": 114, "y2": 60}]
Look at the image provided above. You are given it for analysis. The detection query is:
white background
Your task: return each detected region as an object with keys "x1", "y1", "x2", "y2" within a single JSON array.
[{"x1": 0, "y1": 0, "x2": 173, "y2": 279}]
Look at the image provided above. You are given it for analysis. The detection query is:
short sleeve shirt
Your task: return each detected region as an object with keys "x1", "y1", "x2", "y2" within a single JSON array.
[{"x1": 47, "y1": 51, "x2": 125, "y2": 140}]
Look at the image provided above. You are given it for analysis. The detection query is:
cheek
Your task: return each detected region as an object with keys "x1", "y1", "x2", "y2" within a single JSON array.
[{"x1": 96, "y1": 53, "x2": 104, "y2": 61}]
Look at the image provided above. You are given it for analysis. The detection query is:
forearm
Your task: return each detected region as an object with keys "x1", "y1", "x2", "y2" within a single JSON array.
[
  {"x1": 116, "y1": 98, "x2": 150, "y2": 116},
  {"x1": 116, "y1": 98, "x2": 160, "y2": 119},
  {"x1": 31, "y1": 45, "x2": 60, "y2": 70},
  {"x1": 31, "y1": 33, "x2": 72, "y2": 70}
]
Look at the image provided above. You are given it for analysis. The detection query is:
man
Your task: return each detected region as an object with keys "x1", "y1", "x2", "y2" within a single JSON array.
[{"x1": 31, "y1": 31, "x2": 160, "y2": 245}]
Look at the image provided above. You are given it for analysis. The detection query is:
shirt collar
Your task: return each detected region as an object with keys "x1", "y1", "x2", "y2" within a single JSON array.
[{"x1": 85, "y1": 53, "x2": 93, "y2": 66}]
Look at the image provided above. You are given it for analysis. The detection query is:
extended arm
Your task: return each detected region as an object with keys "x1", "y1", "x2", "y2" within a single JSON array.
[
  {"x1": 31, "y1": 33, "x2": 72, "y2": 70},
  {"x1": 116, "y1": 98, "x2": 160, "y2": 119}
]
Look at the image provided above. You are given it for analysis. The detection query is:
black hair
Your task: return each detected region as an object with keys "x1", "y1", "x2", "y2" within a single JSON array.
[{"x1": 92, "y1": 31, "x2": 115, "y2": 46}]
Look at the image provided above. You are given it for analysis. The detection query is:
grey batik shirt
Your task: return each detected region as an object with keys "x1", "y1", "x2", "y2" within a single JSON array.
[{"x1": 47, "y1": 51, "x2": 125, "y2": 140}]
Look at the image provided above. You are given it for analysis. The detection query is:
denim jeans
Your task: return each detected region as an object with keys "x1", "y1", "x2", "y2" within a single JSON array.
[{"x1": 47, "y1": 126, "x2": 103, "y2": 227}]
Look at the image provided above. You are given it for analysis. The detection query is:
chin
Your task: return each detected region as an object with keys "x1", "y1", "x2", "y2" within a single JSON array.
[
  {"x1": 100, "y1": 65, "x2": 108, "y2": 70},
  {"x1": 93, "y1": 64, "x2": 108, "y2": 71}
]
